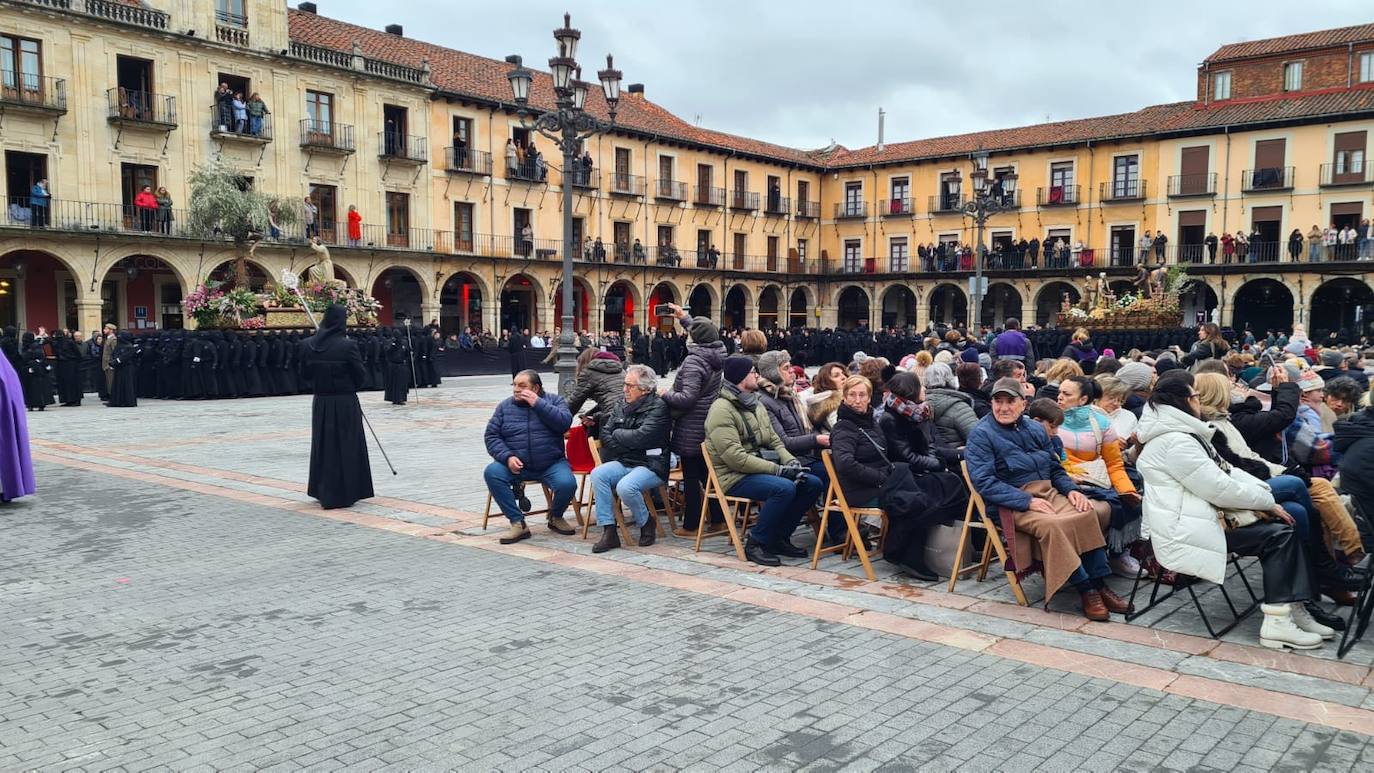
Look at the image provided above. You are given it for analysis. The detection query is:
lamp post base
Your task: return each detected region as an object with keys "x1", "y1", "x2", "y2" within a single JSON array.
[{"x1": 554, "y1": 328, "x2": 579, "y2": 396}]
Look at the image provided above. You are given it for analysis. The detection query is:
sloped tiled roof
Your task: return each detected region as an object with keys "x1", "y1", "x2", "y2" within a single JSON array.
[
  {"x1": 287, "y1": 10, "x2": 1374, "y2": 171},
  {"x1": 1204, "y1": 23, "x2": 1374, "y2": 63}
]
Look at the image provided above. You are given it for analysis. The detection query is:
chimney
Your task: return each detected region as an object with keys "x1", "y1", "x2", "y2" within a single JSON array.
[
  {"x1": 876, "y1": 108, "x2": 885, "y2": 152},
  {"x1": 627, "y1": 83, "x2": 644, "y2": 96},
  {"x1": 385, "y1": 23, "x2": 403, "y2": 36},
  {"x1": 298, "y1": 2, "x2": 317, "y2": 12}
]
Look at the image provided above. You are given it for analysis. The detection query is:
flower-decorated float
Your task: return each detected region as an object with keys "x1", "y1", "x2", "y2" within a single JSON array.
[{"x1": 1057, "y1": 264, "x2": 1193, "y2": 330}]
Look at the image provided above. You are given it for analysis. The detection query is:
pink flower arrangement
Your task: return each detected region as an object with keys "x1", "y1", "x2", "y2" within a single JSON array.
[{"x1": 238, "y1": 316, "x2": 266, "y2": 329}]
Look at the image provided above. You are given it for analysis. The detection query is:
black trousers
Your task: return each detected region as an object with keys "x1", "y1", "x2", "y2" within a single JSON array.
[
  {"x1": 679, "y1": 453, "x2": 723, "y2": 530},
  {"x1": 1225, "y1": 521, "x2": 1312, "y2": 604}
]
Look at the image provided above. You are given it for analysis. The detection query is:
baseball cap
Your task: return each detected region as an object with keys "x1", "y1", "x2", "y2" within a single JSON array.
[{"x1": 990, "y1": 377, "x2": 1024, "y2": 398}]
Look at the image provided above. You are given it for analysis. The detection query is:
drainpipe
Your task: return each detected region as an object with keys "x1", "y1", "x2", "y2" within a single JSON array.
[
  {"x1": 1221, "y1": 127, "x2": 1231, "y2": 235},
  {"x1": 1349, "y1": 42, "x2": 1356, "y2": 88},
  {"x1": 870, "y1": 164, "x2": 879, "y2": 274},
  {"x1": 1085, "y1": 140, "x2": 1094, "y2": 251}
]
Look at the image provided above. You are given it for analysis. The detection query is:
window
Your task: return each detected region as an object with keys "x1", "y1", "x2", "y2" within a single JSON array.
[
  {"x1": 940, "y1": 172, "x2": 961, "y2": 209},
  {"x1": 889, "y1": 237, "x2": 908, "y2": 272},
  {"x1": 796, "y1": 238, "x2": 807, "y2": 262},
  {"x1": 216, "y1": 0, "x2": 247, "y2": 27},
  {"x1": 657, "y1": 224, "x2": 674, "y2": 250},
  {"x1": 1283, "y1": 61, "x2": 1303, "y2": 92},
  {"x1": 453, "y1": 201, "x2": 473, "y2": 252},
  {"x1": 120, "y1": 162, "x2": 158, "y2": 228},
  {"x1": 843, "y1": 239, "x2": 862, "y2": 273},
  {"x1": 797, "y1": 179, "x2": 810, "y2": 204},
  {"x1": 382, "y1": 104, "x2": 408, "y2": 157},
  {"x1": 890, "y1": 176, "x2": 910, "y2": 213},
  {"x1": 613, "y1": 147, "x2": 631, "y2": 192},
  {"x1": 305, "y1": 90, "x2": 333, "y2": 140},
  {"x1": 732, "y1": 169, "x2": 749, "y2": 208},
  {"x1": 309, "y1": 183, "x2": 336, "y2": 242},
  {"x1": 1335, "y1": 132, "x2": 1366, "y2": 175},
  {"x1": 843, "y1": 181, "x2": 862, "y2": 216},
  {"x1": 613, "y1": 221, "x2": 631, "y2": 260},
  {"x1": 1, "y1": 35, "x2": 42, "y2": 99},
  {"x1": 1361, "y1": 52, "x2": 1374, "y2": 83},
  {"x1": 1047, "y1": 161, "x2": 1074, "y2": 203},
  {"x1": 385, "y1": 191, "x2": 409, "y2": 247},
  {"x1": 1112, "y1": 155, "x2": 1139, "y2": 198},
  {"x1": 1212, "y1": 71, "x2": 1231, "y2": 100}
]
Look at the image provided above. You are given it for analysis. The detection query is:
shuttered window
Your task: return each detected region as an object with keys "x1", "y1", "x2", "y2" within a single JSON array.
[
  {"x1": 1178, "y1": 146, "x2": 1210, "y2": 194},
  {"x1": 1334, "y1": 131, "x2": 1366, "y2": 179}
]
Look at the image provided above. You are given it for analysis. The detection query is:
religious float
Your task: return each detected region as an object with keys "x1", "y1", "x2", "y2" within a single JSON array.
[
  {"x1": 1056, "y1": 264, "x2": 1191, "y2": 330},
  {"x1": 183, "y1": 240, "x2": 381, "y2": 330}
]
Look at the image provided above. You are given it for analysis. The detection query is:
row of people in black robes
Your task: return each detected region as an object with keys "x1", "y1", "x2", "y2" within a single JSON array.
[{"x1": 2, "y1": 328, "x2": 86, "y2": 411}]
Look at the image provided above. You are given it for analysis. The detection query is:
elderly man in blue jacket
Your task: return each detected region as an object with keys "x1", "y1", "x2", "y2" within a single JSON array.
[{"x1": 484, "y1": 369, "x2": 576, "y2": 544}]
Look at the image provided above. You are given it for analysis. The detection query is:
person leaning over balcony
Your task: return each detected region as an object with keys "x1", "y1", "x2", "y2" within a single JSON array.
[
  {"x1": 155, "y1": 187, "x2": 173, "y2": 235},
  {"x1": 965, "y1": 377, "x2": 1125, "y2": 621},
  {"x1": 214, "y1": 82, "x2": 233, "y2": 130},
  {"x1": 588, "y1": 364, "x2": 668, "y2": 553},
  {"x1": 133, "y1": 185, "x2": 158, "y2": 232},
  {"x1": 1306, "y1": 225, "x2": 1322, "y2": 262},
  {"x1": 246, "y1": 92, "x2": 269, "y2": 136},
  {"x1": 303, "y1": 197, "x2": 318, "y2": 239},
  {"x1": 346, "y1": 205, "x2": 361, "y2": 247},
  {"x1": 1205, "y1": 230, "x2": 1218, "y2": 263},
  {"x1": 705, "y1": 356, "x2": 824, "y2": 567},
  {"x1": 231, "y1": 92, "x2": 248, "y2": 134},
  {"x1": 29, "y1": 178, "x2": 49, "y2": 229},
  {"x1": 1323, "y1": 223, "x2": 1338, "y2": 261},
  {"x1": 483, "y1": 369, "x2": 577, "y2": 545}
]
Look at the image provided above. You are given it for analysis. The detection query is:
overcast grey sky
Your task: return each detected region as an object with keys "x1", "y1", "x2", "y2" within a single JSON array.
[{"x1": 318, "y1": 0, "x2": 1366, "y2": 150}]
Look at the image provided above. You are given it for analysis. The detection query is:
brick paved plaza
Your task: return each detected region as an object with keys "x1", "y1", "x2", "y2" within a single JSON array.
[{"x1": 5, "y1": 378, "x2": 1374, "y2": 770}]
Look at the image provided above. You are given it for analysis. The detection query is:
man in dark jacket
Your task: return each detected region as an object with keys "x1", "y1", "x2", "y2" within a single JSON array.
[
  {"x1": 483, "y1": 369, "x2": 576, "y2": 544},
  {"x1": 661, "y1": 305, "x2": 726, "y2": 532},
  {"x1": 1334, "y1": 407, "x2": 1374, "y2": 540},
  {"x1": 1230, "y1": 370, "x2": 1300, "y2": 466},
  {"x1": 506, "y1": 326, "x2": 527, "y2": 378},
  {"x1": 588, "y1": 364, "x2": 670, "y2": 553}
]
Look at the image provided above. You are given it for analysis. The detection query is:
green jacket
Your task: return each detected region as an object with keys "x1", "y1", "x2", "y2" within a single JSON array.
[{"x1": 704, "y1": 387, "x2": 795, "y2": 493}]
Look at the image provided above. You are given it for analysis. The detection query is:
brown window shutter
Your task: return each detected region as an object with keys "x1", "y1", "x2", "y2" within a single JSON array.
[
  {"x1": 1178, "y1": 210, "x2": 1207, "y2": 227},
  {"x1": 1254, "y1": 139, "x2": 1286, "y2": 169},
  {"x1": 1334, "y1": 131, "x2": 1366, "y2": 153},
  {"x1": 1331, "y1": 202, "x2": 1363, "y2": 218},
  {"x1": 1180, "y1": 146, "x2": 1209, "y2": 176},
  {"x1": 1251, "y1": 205, "x2": 1283, "y2": 224}
]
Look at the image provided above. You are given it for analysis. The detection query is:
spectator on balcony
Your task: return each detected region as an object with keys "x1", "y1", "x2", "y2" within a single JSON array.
[
  {"x1": 452, "y1": 130, "x2": 468, "y2": 169},
  {"x1": 1071, "y1": 239, "x2": 1084, "y2": 267},
  {"x1": 1288, "y1": 229, "x2": 1304, "y2": 262},
  {"x1": 583, "y1": 236, "x2": 594, "y2": 261},
  {"x1": 303, "y1": 197, "x2": 318, "y2": 239},
  {"x1": 706, "y1": 244, "x2": 720, "y2": 269},
  {"x1": 246, "y1": 92, "x2": 269, "y2": 136},
  {"x1": 1340, "y1": 224, "x2": 1357, "y2": 260},
  {"x1": 346, "y1": 205, "x2": 361, "y2": 247},
  {"x1": 504, "y1": 139, "x2": 518, "y2": 175},
  {"x1": 580, "y1": 150, "x2": 593, "y2": 184},
  {"x1": 592, "y1": 238, "x2": 606, "y2": 263},
  {"x1": 768, "y1": 180, "x2": 781, "y2": 213},
  {"x1": 133, "y1": 185, "x2": 158, "y2": 232},
  {"x1": 1360, "y1": 218, "x2": 1373, "y2": 260},
  {"x1": 1249, "y1": 226, "x2": 1263, "y2": 262},
  {"x1": 1026, "y1": 237, "x2": 1040, "y2": 269},
  {"x1": 214, "y1": 83, "x2": 233, "y2": 131},
  {"x1": 1204, "y1": 231, "x2": 1218, "y2": 263},
  {"x1": 1307, "y1": 225, "x2": 1323, "y2": 262},
  {"x1": 1233, "y1": 230, "x2": 1247, "y2": 263},
  {"x1": 632, "y1": 238, "x2": 646, "y2": 264},
  {"x1": 1323, "y1": 223, "x2": 1338, "y2": 261},
  {"x1": 231, "y1": 92, "x2": 248, "y2": 134},
  {"x1": 1152, "y1": 231, "x2": 1167, "y2": 262},
  {"x1": 155, "y1": 187, "x2": 173, "y2": 235},
  {"x1": 29, "y1": 178, "x2": 49, "y2": 229},
  {"x1": 1221, "y1": 231, "x2": 1236, "y2": 263},
  {"x1": 1138, "y1": 231, "x2": 1153, "y2": 262},
  {"x1": 520, "y1": 223, "x2": 534, "y2": 257}
]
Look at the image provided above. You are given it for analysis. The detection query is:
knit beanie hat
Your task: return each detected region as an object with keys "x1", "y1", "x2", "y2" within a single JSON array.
[
  {"x1": 1116, "y1": 362, "x2": 1153, "y2": 391},
  {"x1": 688, "y1": 317, "x2": 720, "y2": 345},
  {"x1": 722, "y1": 355, "x2": 754, "y2": 386},
  {"x1": 756, "y1": 350, "x2": 789, "y2": 385},
  {"x1": 593, "y1": 350, "x2": 621, "y2": 362},
  {"x1": 1320, "y1": 350, "x2": 1344, "y2": 368},
  {"x1": 960, "y1": 347, "x2": 980, "y2": 364}
]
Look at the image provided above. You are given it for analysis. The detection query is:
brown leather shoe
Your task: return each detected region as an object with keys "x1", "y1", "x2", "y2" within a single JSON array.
[
  {"x1": 1098, "y1": 587, "x2": 1135, "y2": 615},
  {"x1": 1326, "y1": 589, "x2": 1358, "y2": 607},
  {"x1": 1081, "y1": 590, "x2": 1110, "y2": 622}
]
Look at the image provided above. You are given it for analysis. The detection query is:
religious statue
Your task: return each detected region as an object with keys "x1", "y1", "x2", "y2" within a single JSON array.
[
  {"x1": 307, "y1": 237, "x2": 336, "y2": 285},
  {"x1": 1061, "y1": 292, "x2": 1072, "y2": 314},
  {"x1": 1133, "y1": 262, "x2": 1152, "y2": 299},
  {"x1": 1094, "y1": 272, "x2": 1110, "y2": 309},
  {"x1": 1082, "y1": 273, "x2": 1099, "y2": 310},
  {"x1": 1149, "y1": 262, "x2": 1168, "y2": 299}
]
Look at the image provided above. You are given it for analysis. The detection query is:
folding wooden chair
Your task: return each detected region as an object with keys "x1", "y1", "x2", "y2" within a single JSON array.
[
  {"x1": 810, "y1": 450, "x2": 887, "y2": 581},
  {"x1": 577, "y1": 439, "x2": 640, "y2": 547},
  {"x1": 480, "y1": 484, "x2": 553, "y2": 530},
  {"x1": 697, "y1": 442, "x2": 755, "y2": 561},
  {"x1": 947, "y1": 460, "x2": 1031, "y2": 606}
]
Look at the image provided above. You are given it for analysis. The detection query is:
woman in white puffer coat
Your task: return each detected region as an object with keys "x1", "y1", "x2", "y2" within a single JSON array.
[{"x1": 1135, "y1": 370, "x2": 1330, "y2": 651}]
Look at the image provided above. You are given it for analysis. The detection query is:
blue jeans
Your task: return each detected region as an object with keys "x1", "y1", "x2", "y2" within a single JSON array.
[
  {"x1": 1309, "y1": 243, "x2": 1320, "y2": 262},
  {"x1": 728, "y1": 472, "x2": 825, "y2": 546},
  {"x1": 483, "y1": 459, "x2": 576, "y2": 524},
  {"x1": 249, "y1": 115, "x2": 263, "y2": 135},
  {"x1": 1267, "y1": 474, "x2": 1313, "y2": 540},
  {"x1": 1068, "y1": 547, "x2": 1112, "y2": 590},
  {"x1": 590, "y1": 461, "x2": 662, "y2": 527}
]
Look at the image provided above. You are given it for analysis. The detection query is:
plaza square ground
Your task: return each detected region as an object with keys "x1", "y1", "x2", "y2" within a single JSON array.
[{"x1": 4, "y1": 375, "x2": 1374, "y2": 771}]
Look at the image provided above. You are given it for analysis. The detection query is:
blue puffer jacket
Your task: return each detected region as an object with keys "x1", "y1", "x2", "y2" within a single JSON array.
[
  {"x1": 484, "y1": 392, "x2": 574, "y2": 472},
  {"x1": 965, "y1": 413, "x2": 1078, "y2": 512}
]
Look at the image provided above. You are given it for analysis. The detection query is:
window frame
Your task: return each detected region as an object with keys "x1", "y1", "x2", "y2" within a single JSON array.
[
  {"x1": 1283, "y1": 61, "x2": 1303, "y2": 92},
  {"x1": 1361, "y1": 52, "x2": 1374, "y2": 84},
  {"x1": 1212, "y1": 70, "x2": 1231, "y2": 100}
]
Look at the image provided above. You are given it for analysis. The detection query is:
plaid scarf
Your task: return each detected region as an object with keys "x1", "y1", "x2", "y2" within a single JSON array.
[{"x1": 884, "y1": 393, "x2": 932, "y2": 423}]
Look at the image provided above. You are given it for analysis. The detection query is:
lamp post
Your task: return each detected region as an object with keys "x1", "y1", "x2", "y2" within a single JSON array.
[
  {"x1": 506, "y1": 13, "x2": 623, "y2": 393},
  {"x1": 957, "y1": 151, "x2": 1017, "y2": 332}
]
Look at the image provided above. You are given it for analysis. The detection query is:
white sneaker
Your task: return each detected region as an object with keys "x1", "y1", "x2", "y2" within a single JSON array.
[
  {"x1": 1259, "y1": 603, "x2": 1324, "y2": 650},
  {"x1": 1110, "y1": 553, "x2": 1144, "y2": 578},
  {"x1": 1290, "y1": 603, "x2": 1337, "y2": 640}
]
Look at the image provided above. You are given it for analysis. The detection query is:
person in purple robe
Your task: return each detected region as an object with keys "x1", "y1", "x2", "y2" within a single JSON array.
[{"x1": 0, "y1": 348, "x2": 34, "y2": 501}]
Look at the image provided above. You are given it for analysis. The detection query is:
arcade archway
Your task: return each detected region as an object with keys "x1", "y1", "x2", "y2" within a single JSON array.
[
  {"x1": 649, "y1": 282, "x2": 679, "y2": 332},
  {"x1": 723, "y1": 284, "x2": 749, "y2": 330},
  {"x1": 104, "y1": 255, "x2": 187, "y2": 331},
  {"x1": 439, "y1": 272, "x2": 485, "y2": 335},
  {"x1": 1310, "y1": 278, "x2": 1374, "y2": 339},
  {"x1": 881, "y1": 285, "x2": 917, "y2": 328},
  {"x1": 1179, "y1": 282, "x2": 1219, "y2": 328},
  {"x1": 603, "y1": 280, "x2": 638, "y2": 334},
  {"x1": 758, "y1": 285, "x2": 781, "y2": 331},
  {"x1": 1036, "y1": 281, "x2": 1080, "y2": 327},
  {"x1": 982, "y1": 284, "x2": 1023, "y2": 329},
  {"x1": 0, "y1": 249, "x2": 90, "y2": 332},
  {"x1": 1232, "y1": 278, "x2": 1294, "y2": 334},
  {"x1": 553, "y1": 276, "x2": 594, "y2": 334},
  {"x1": 372, "y1": 267, "x2": 424, "y2": 326},
  {"x1": 499, "y1": 273, "x2": 541, "y2": 333},
  {"x1": 789, "y1": 287, "x2": 810, "y2": 328},
  {"x1": 836, "y1": 286, "x2": 870, "y2": 329},
  {"x1": 687, "y1": 284, "x2": 714, "y2": 322},
  {"x1": 928, "y1": 283, "x2": 967, "y2": 327}
]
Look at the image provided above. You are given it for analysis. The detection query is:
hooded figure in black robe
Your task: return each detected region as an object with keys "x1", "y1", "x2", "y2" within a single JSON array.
[
  {"x1": 107, "y1": 333, "x2": 138, "y2": 407},
  {"x1": 52, "y1": 330, "x2": 83, "y2": 406},
  {"x1": 299, "y1": 304, "x2": 374, "y2": 509},
  {"x1": 281, "y1": 331, "x2": 300, "y2": 394},
  {"x1": 383, "y1": 328, "x2": 411, "y2": 405},
  {"x1": 18, "y1": 332, "x2": 53, "y2": 410},
  {"x1": 158, "y1": 332, "x2": 182, "y2": 400},
  {"x1": 212, "y1": 332, "x2": 235, "y2": 398}
]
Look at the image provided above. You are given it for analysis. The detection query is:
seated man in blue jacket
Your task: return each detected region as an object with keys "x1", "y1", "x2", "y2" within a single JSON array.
[{"x1": 483, "y1": 369, "x2": 576, "y2": 544}]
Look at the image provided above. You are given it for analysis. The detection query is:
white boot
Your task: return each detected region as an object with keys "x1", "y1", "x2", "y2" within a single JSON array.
[
  {"x1": 1289, "y1": 603, "x2": 1336, "y2": 640},
  {"x1": 1259, "y1": 603, "x2": 1324, "y2": 650}
]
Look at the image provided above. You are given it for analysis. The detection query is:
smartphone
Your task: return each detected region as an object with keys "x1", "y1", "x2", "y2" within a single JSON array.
[{"x1": 654, "y1": 304, "x2": 673, "y2": 317}]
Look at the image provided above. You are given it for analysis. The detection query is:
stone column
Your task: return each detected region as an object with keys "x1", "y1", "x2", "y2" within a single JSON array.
[{"x1": 420, "y1": 302, "x2": 441, "y2": 329}]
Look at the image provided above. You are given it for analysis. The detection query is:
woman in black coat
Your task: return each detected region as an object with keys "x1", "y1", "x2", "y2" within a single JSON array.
[
  {"x1": 298, "y1": 304, "x2": 374, "y2": 509},
  {"x1": 19, "y1": 332, "x2": 53, "y2": 410},
  {"x1": 383, "y1": 329, "x2": 410, "y2": 405},
  {"x1": 878, "y1": 372, "x2": 969, "y2": 524},
  {"x1": 107, "y1": 334, "x2": 139, "y2": 408},
  {"x1": 51, "y1": 330, "x2": 83, "y2": 406}
]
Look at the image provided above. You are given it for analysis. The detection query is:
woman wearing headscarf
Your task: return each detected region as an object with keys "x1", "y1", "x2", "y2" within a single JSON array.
[
  {"x1": 51, "y1": 330, "x2": 83, "y2": 407},
  {"x1": 107, "y1": 333, "x2": 139, "y2": 408},
  {"x1": 298, "y1": 304, "x2": 374, "y2": 509}
]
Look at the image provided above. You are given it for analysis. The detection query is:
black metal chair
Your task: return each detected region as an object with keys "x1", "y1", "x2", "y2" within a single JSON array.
[{"x1": 1125, "y1": 541, "x2": 1263, "y2": 639}]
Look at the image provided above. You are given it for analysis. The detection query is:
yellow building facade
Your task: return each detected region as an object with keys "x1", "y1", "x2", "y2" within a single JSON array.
[{"x1": 2, "y1": 1, "x2": 1373, "y2": 338}]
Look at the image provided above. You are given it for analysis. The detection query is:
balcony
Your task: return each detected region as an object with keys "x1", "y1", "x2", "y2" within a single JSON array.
[
  {"x1": 764, "y1": 194, "x2": 790, "y2": 215},
  {"x1": 0, "y1": 74, "x2": 67, "y2": 115},
  {"x1": 1036, "y1": 185, "x2": 1078, "y2": 207},
  {"x1": 1167, "y1": 173, "x2": 1216, "y2": 197},
  {"x1": 834, "y1": 201, "x2": 867, "y2": 219},
  {"x1": 730, "y1": 190, "x2": 759, "y2": 211},
  {"x1": 106, "y1": 88, "x2": 177, "y2": 129},
  {"x1": 928, "y1": 194, "x2": 964, "y2": 213},
  {"x1": 444, "y1": 147, "x2": 492, "y2": 176},
  {"x1": 299, "y1": 120, "x2": 355, "y2": 154},
  {"x1": 507, "y1": 158, "x2": 547, "y2": 182},
  {"x1": 215, "y1": 9, "x2": 249, "y2": 47},
  {"x1": 86, "y1": 0, "x2": 169, "y2": 30},
  {"x1": 1241, "y1": 167, "x2": 1294, "y2": 193},
  {"x1": 1099, "y1": 179, "x2": 1147, "y2": 202},
  {"x1": 1319, "y1": 162, "x2": 1373, "y2": 187},
  {"x1": 693, "y1": 186, "x2": 724, "y2": 207},
  {"x1": 608, "y1": 173, "x2": 645, "y2": 197},
  {"x1": 655, "y1": 179, "x2": 688, "y2": 201},
  {"x1": 209, "y1": 106, "x2": 271, "y2": 143},
  {"x1": 565, "y1": 168, "x2": 598, "y2": 190},
  {"x1": 881, "y1": 198, "x2": 914, "y2": 216},
  {"x1": 795, "y1": 200, "x2": 820, "y2": 219},
  {"x1": 647, "y1": 245, "x2": 685, "y2": 266},
  {"x1": 377, "y1": 132, "x2": 426, "y2": 164}
]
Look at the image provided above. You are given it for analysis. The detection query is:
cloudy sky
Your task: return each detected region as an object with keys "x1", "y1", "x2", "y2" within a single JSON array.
[{"x1": 320, "y1": 0, "x2": 1366, "y2": 150}]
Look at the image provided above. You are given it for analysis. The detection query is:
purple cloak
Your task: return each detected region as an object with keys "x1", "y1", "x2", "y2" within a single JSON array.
[{"x1": 0, "y1": 351, "x2": 35, "y2": 501}]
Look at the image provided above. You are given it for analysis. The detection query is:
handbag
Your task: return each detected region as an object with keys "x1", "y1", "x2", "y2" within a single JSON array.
[
  {"x1": 1189, "y1": 435, "x2": 1263, "y2": 528},
  {"x1": 1070, "y1": 416, "x2": 1113, "y2": 490},
  {"x1": 858, "y1": 429, "x2": 922, "y2": 518}
]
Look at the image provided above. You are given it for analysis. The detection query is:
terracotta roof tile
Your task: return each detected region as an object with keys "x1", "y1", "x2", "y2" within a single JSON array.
[{"x1": 1204, "y1": 23, "x2": 1374, "y2": 63}]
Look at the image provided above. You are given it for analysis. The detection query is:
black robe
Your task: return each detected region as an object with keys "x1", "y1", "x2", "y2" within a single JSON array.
[
  {"x1": 107, "y1": 338, "x2": 138, "y2": 407},
  {"x1": 214, "y1": 334, "x2": 235, "y2": 398},
  {"x1": 19, "y1": 341, "x2": 53, "y2": 409},
  {"x1": 299, "y1": 311, "x2": 374, "y2": 509},
  {"x1": 241, "y1": 335, "x2": 264, "y2": 397},
  {"x1": 383, "y1": 335, "x2": 410, "y2": 405},
  {"x1": 53, "y1": 337, "x2": 83, "y2": 406}
]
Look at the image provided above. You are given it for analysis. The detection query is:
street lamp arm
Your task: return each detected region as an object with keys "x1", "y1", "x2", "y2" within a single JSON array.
[{"x1": 516, "y1": 106, "x2": 617, "y2": 153}]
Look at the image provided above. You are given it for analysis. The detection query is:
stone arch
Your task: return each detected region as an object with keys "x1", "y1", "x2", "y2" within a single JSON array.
[
  {"x1": 649, "y1": 281, "x2": 680, "y2": 332},
  {"x1": 603, "y1": 279, "x2": 641, "y2": 334},
  {"x1": 498, "y1": 272, "x2": 545, "y2": 334},
  {"x1": 788, "y1": 286, "x2": 811, "y2": 328},
  {"x1": 296, "y1": 263, "x2": 358, "y2": 289},
  {"x1": 209, "y1": 258, "x2": 273, "y2": 290},
  {"x1": 686, "y1": 283, "x2": 716, "y2": 321},
  {"x1": 1310, "y1": 277, "x2": 1374, "y2": 338},
  {"x1": 1231, "y1": 278, "x2": 1294, "y2": 334},
  {"x1": 552, "y1": 275, "x2": 596, "y2": 334},
  {"x1": 723, "y1": 283, "x2": 752, "y2": 330},
  {"x1": 928, "y1": 283, "x2": 967, "y2": 327},
  {"x1": 0, "y1": 246, "x2": 97, "y2": 332},
  {"x1": 372, "y1": 265, "x2": 429, "y2": 326},
  {"x1": 757, "y1": 284, "x2": 783, "y2": 330},
  {"x1": 1179, "y1": 280, "x2": 1219, "y2": 328},
  {"x1": 102, "y1": 253, "x2": 191, "y2": 331},
  {"x1": 836, "y1": 285, "x2": 870, "y2": 329},
  {"x1": 1035, "y1": 281, "x2": 1080, "y2": 327},
  {"x1": 439, "y1": 271, "x2": 488, "y2": 335},
  {"x1": 880, "y1": 284, "x2": 917, "y2": 328},
  {"x1": 982, "y1": 282, "x2": 1023, "y2": 329}
]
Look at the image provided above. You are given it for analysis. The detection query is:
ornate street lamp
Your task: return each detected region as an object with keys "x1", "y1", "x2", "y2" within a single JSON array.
[
  {"x1": 507, "y1": 13, "x2": 623, "y2": 393},
  {"x1": 958, "y1": 150, "x2": 1018, "y2": 331}
]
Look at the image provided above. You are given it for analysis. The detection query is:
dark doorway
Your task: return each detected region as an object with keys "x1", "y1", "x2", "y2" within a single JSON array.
[
  {"x1": 881, "y1": 286, "x2": 916, "y2": 328},
  {"x1": 1251, "y1": 206, "x2": 1282, "y2": 262},
  {"x1": 837, "y1": 286, "x2": 870, "y2": 329},
  {"x1": 439, "y1": 273, "x2": 483, "y2": 335},
  {"x1": 688, "y1": 284, "x2": 713, "y2": 322},
  {"x1": 723, "y1": 285, "x2": 746, "y2": 330},
  {"x1": 758, "y1": 287, "x2": 780, "y2": 330},
  {"x1": 1232, "y1": 279, "x2": 1293, "y2": 333},
  {"x1": 4, "y1": 150, "x2": 46, "y2": 216},
  {"x1": 789, "y1": 288, "x2": 808, "y2": 328},
  {"x1": 604, "y1": 282, "x2": 633, "y2": 333},
  {"x1": 928, "y1": 284, "x2": 966, "y2": 327},
  {"x1": 1310, "y1": 279, "x2": 1374, "y2": 339},
  {"x1": 120, "y1": 162, "x2": 158, "y2": 230},
  {"x1": 1037, "y1": 282, "x2": 1080, "y2": 327}
]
